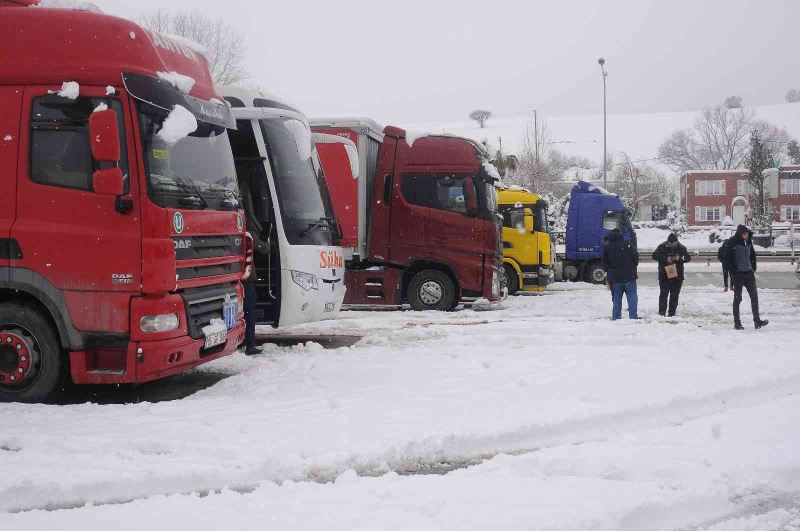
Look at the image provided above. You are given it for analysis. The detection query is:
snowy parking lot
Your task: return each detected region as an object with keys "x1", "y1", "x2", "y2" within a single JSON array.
[{"x1": 2, "y1": 283, "x2": 800, "y2": 530}]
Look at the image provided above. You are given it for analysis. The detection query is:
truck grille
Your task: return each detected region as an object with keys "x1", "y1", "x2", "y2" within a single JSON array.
[
  {"x1": 177, "y1": 262, "x2": 242, "y2": 280},
  {"x1": 180, "y1": 284, "x2": 237, "y2": 341},
  {"x1": 173, "y1": 235, "x2": 244, "y2": 260}
]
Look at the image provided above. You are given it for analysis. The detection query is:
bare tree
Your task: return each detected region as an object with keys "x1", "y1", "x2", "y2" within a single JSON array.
[
  {"x1": 753, "y1": 120, "x2": 791, "y2": 164},
  {"x1": 613, "y1": 153, "x2": 670, "y2": 220},
  {"x1": 786, "y1": 89, "x2": 800, "y2": 103},
  {"x1": 137, "y1": 9, "x2": 248, "y2": 85},
  {"x1": 468, "y1": 110, "x2": 492, "y2": 128},
  {"x1": 659, "y1": 104, "x2": 754, "y2": 172}
]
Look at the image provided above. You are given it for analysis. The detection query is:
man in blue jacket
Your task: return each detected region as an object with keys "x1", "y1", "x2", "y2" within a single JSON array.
[
  {"x1": 602, "y1": 228, "x2": 640, "y2": 320},
  {"x1": 721, "y1": 224, "x2": 768, "y2": 330}
]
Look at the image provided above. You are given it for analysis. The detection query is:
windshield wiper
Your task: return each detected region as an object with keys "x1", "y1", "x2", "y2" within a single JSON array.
[
  {"x1": 176, "y1": 179, "x2": 209, "y2": 209},
  {"x1": 299, "y1": 217, "x2": 336, "y2": 238}
]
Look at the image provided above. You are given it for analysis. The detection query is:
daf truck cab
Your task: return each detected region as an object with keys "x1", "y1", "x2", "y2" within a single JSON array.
[
  {"x1": 0, "y1": 3, "x2": 246, "y2": 401},
  {"x1": 560, "y1": 181, "x2": 636, "y2": 284},
  {"x1": 311, "y1": 118, "x2": 503, "y2": 311},
  {"x1": 219, "y1": 87, "x2": 346, "y2": 326},
  {"x1": 497, "y1": 186, "x2": 554, "y2": 293}
]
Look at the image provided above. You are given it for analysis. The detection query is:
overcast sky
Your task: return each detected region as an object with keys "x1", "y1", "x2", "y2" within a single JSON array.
[{"x1": 104, "y1": 0, "x2": 800, "y2": 125}]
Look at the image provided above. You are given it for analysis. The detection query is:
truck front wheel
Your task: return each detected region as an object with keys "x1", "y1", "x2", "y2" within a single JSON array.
[
  {"x1": 584, "y1": 262, "x2": 607, "y2": 284},
  {"x1": 502, "y1": 264, "x2": 521, "y2": 295},
  {"x1": 408, "y1": 270, "x2": 456, "y2": 311},
  {"x1": 0, "y1": 303, "x2": 64, "y2": 403}
]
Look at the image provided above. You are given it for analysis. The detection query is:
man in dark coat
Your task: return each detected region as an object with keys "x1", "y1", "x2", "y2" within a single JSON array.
[
  {"x1": 721, "y1": 224, "x2": 768, "y2": 330},
  {"x1": 652, "y1": 233, "x2": 691, "y2": 317},
  {"x1": 601, "y1": 228, "x2": 640, "y2": 320}
]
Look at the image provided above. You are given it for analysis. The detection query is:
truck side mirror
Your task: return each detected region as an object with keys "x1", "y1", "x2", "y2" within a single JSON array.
[
  {"x1": 93, "y1": 167, "x2": 124, "y2": 196},
  {"x1": 464, "y1": 178, "x2": 478, "y2": 215},
  {"x1": 89, "y1": 109, "x2": 121, "y2": 162},
  {"x1": 523, "y1": 208, "x2": 534, "y2": 233}
]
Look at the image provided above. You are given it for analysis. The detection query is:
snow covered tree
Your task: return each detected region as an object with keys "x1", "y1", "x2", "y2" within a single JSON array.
[
  {"x1": 746, "y1": 130, "x2": 775, "y2": 229},
  {"x1": 724, "y1": 95, "x2": 743, "y2": 109},
  {"x1": 136, "y1": 10, "x2": 248, "y2": 85},
  {"x1": 468, "y1": 110, "x2": 492, "y2": 128},
  {"x1": 788, "y1": 140, "x2": 800, "y2": 164},
  {"x1": 786, "y1": 89, "x2": 800, "y2": 103}
]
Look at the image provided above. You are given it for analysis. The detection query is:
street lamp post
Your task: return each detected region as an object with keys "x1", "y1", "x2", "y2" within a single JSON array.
[{"x1": 598, "y1": 57, "x2": 608, "y2": 189}]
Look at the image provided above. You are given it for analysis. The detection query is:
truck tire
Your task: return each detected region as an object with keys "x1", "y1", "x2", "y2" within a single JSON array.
[
  {"x1": 0, "y1": 302, "x2": 64, "y2": 403},
  {"x1": 408, "y1": 270, "x2": 456, "y2": 311},
  {"x1": 584, "y1": 261, "x2": 607, "y2": 284},
  {"x1": 502, "y1": 264, "x2": 521, "y2": 295}
]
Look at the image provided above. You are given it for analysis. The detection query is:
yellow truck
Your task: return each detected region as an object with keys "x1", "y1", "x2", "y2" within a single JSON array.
[{"x1": 497, "y1": 187, "x2": 554, "y2": 293}]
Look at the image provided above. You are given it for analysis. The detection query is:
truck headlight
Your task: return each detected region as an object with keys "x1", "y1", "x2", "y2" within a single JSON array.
[
  {"x1": 140, "y1": 313, "x2": 179, "y2": 333},
  {"x1": 291, "y1": 271, "x2": 319, "y2": 291}
]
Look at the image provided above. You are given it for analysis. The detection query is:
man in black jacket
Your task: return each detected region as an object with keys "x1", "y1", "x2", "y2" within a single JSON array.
[
  {"x1": 652, "y1": 233, "x2": 691, "y2": 317},
  {"x1": 602, "y1": 228, "x2": 640, "y2": 320},
  {"x1": 721, "y1": 224, "x2": 768, "y2": 330}
]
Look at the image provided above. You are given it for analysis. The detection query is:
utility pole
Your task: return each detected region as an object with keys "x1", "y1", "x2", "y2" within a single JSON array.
[
  {"x1": 533, "y1": 109, "x2": 539, "y2": 192},
  {"x1": 598, "y1": 57, "x2": 608, "y2": 189}
]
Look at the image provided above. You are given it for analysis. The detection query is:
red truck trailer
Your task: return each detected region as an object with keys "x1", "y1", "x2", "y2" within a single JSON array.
[
  {"x1": 0, "y1": 2, "x2": 246, "y2": 401},
  {"x1": 311, "y1": 118, "x2": 503, "y2": 310}
]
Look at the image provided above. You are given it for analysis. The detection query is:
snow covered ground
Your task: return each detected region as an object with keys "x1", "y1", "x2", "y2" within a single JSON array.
[{"x1": 2, "y1": 284, "x2": 800, "y2": 530}]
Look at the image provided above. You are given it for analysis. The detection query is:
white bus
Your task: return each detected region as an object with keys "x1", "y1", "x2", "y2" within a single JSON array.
[{"x1": 220, "y1": 86, "x2": 346, "y2": 326}]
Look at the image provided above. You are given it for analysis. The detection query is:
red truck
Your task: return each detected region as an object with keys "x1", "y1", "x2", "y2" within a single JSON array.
[
  {"x1": 0, "y1": 2, "x2": 246, "y2": 401},
  {"x1": 311, "y1": 118, "x2": 503, "y2": 310}
]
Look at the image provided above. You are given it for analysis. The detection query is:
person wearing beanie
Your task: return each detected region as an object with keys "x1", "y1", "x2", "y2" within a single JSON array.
[
  {"x1": 720, "y1": 224, "x2": 769, "y2": 330},
  {"x1": 652, "y1": 233, "x2": 691, "y2": 317}
]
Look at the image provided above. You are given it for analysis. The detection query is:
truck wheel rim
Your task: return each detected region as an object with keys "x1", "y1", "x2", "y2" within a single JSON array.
[
  {"x1": 0, "y1": 328, "x2": 40, "y2": 391},
  {"x1": 592, "y1": 269, "x2": 606, "y2": 283},
  {"x1": 419, "y1": 280, "x2": 444, "y2": 306}
]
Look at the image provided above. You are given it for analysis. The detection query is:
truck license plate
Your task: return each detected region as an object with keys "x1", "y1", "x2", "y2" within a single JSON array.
[
  {"x1": 324, "y1": 301, "x2": 336, "y2": 312},
  {"x1": 203, "y1": 329, "x2": 227, "y2": 349}
]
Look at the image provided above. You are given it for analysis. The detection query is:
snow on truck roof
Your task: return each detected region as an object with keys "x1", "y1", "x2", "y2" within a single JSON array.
[
  {"x1": 217, "y1": 85, "x2": 305, "y2": 116},
  {"x1": 309, "y1": 117, "x2": 385, "y2": 137},
  {"x1": 0, "y1": 5, "x2": 218, "y2": 100}
]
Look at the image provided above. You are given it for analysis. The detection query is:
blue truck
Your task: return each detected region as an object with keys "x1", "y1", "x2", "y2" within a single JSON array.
[{"x1": 558, "y1": 181, "x2": 636, "y2": 284}]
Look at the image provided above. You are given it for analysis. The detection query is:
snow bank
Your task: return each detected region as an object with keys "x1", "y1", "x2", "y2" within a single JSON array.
[
  {"x1": 157, "y1": 105, "x2": 197, "y2": 144},
  {"x1": 34, "y1": 0, "x2": 102, "y2": 13},
  {"x1": 157, "y1": 71, "x2": 195, "y2": 95},
  {"x1": 49, "y1": 81, "x2": 79, "y2": 100}
]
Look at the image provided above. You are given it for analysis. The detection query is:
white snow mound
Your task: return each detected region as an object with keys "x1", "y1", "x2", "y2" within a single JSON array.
[
  {"x1": 50, "y1": 81, "x2": 79, "y2": 100},
  {"x1": 405, "y1": 129, "x2": 430, "y2": 147},
  {"x1": 157, "y1": 71, "x2": 195, "y2": 95},
  {"x1": 157, "y1": 105, "x2": 198, "y2": 145},
  {"x1": 164, "y1": 33, "x2": 210, "y2": 61},
  {"x1": 34, "y1": 0, "x2": 102, "y2": 12}
]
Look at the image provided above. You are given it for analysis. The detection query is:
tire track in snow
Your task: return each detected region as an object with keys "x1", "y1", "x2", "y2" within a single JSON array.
[{"x1": 5, "y1": 370, "x2": 800, "y2": 514}]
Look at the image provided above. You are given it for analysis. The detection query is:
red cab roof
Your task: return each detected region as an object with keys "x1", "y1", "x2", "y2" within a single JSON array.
[{"x1": 0, "y1": 4, "x2": 218, "y2": 99}]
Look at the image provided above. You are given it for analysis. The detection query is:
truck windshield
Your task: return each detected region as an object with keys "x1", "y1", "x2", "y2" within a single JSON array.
[
  {"x1": 138, "y1": 101, "x2": 239, "y2": 211},
  {"x1": 259, "y1": 117, "x2": 337, "y2": 246}
]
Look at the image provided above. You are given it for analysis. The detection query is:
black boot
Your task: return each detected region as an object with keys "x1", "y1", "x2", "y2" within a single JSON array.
[
  {"x1": 734, "y1": 322, "x2": 744, "y2": 330},
  {"x1": 754, "y1": 319, "x2": 769, "y2": 330}
]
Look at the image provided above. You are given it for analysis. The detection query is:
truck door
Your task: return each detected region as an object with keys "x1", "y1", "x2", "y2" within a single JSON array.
[
  {"x1": 11, "y1": 86, "x2": 141, "y2": 332},
  {"x1": 391, "y1": 172, "x2": 431, "y2": 263},
  {"x1": 0, "y1": 87, "x2": 22, "y2": 280},
  {"x1": 427, "y1": 173, "x2": 484, "y2": 290}
]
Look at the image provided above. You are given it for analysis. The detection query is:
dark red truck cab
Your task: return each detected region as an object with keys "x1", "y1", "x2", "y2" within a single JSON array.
[
  {"x1": 312, "y1": 119, "x2": 502, "y2": 310},
  {"x1": 0, "y1": 3, "x2": 246, "y2": 401}
]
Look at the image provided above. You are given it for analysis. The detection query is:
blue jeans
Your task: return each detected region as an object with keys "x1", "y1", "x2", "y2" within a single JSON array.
[
  {"x1": 243, "y1": 281, "x2": 258, "y2": 349},
  {"x1": 611, "y1": 281, "x2": 638, "y2": 320}
]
